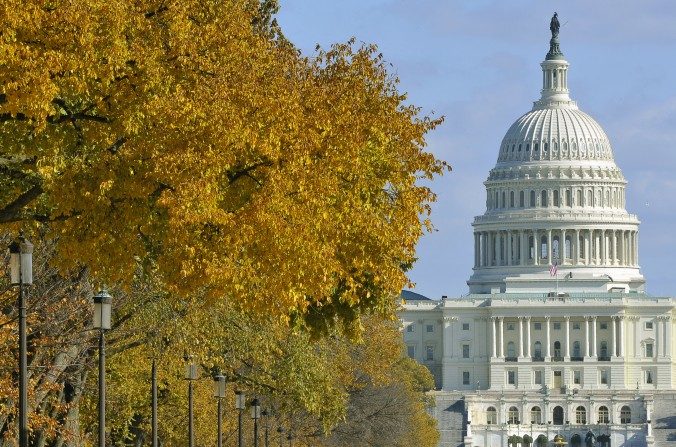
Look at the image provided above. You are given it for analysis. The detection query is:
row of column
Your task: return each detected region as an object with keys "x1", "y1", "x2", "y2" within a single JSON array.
[
  {"x1": 474, "y1": 228, "x2": 638, "y2": 268},
  {"x1": 488, "y1": 316, "x2": 671, "y2": 360}
]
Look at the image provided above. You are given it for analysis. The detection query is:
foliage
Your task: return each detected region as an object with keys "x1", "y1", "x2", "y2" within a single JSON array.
[{"x1": 536, "y1": 434, "x2": 548, "y2": 447}]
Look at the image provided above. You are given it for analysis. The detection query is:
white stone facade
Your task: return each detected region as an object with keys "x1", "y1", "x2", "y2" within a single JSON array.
[{"x1": 400, "y1": 21, "x2": 676, "y2": 447}]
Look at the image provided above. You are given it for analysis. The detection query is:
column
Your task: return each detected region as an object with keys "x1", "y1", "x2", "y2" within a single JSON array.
[
  {"x1": 526, "y1": 317, "x2": 532, "y2": 358},
  {"x1": 564, "y1": 316, "x2": 570, "y2": 360},
  {"x1": 519, "y1": 230, "x2": 526, "y2": 266},
  {"x1": 491, "y1": 317, "x2": 497, "y2": 358},
  {"x1": 518, "y1": 317, "x2": 524, "y2": 358},
  {"x1": 635, "y1": 231, "x2": 639, "y2": 266},
  {"x1": 545, "y1": 317, "x2": 551, "y2": 360},
  {"x1": 547, "y1": 229, "x2": 553, "y2": 263},
  {"x1": 635, "y1": 317, "x2": 641, "y2": 359},
  {"x1": 655, "y1": 317, "x2": 660, "y2": 359},
  {"x1": 600, "y1": 229, "x2": 606, "y2": 265},
  {"x1": 584, "y1": 317, "x2": 590, "y2": 358},
  {"x1": 611, "y1": 230, "x2": 617, "y2": 265},
  {"x1": 575, "y1": 229, "x2": 580, "y2": 264},
  {"x1": 499, "y1": 317, "x2": 505, "y2": 358},
  {"x1": 585, "y1": 229, "x2": 592, "y2": 264},
  {"x1": 507, "y1": 231, "x2": 512, "y2": 266},
  {"x1": 666, "y1": 317, "x2": 672, "y2": 358},
  {"x1": 534, "y1": 229, "x2": 540, "y2": 266},
  {"x1": 474, "y1": 233, "x2": 480, "y2": 268},
  {"x1": 561, "y1": 229, "x2": 567, "y2": 263},
  {"x1": 496, "y1": 232, "x2": 502, "y2": 266},
  {"x1": 592, "y1": 317, "x2": 598, "y2": 358},
  {"x1": 488, "y1": 231, "x2": 494, "y2": 266},
  {"x1": 611, "y1": 317, "x2": 617, "y2": 358},
  {"x1": 619, "y1": 316, "x2": 625, "y2": 357}
]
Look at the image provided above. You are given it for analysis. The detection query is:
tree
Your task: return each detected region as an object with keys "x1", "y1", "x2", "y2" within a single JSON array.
[
  {"x1": 536, "y1": 434, "x2": 548, "y2": 447},
  {"x1": 523, "y1": 434, "x2": 533, "y2": 446},
  {"x1": 0, "y1": 0, "x2": 447, "y2": 329}
]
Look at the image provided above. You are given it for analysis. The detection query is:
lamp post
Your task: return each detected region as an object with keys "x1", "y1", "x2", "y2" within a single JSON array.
[
  {"x1": 9, "y1": 236, "x2": 33, "y2": 447},
  {"x1": 251, "y1": 398, "x2": 261, "y2": 447},
  {"x1": 184, "y1": 357, "x2": 198, "y2": 447},
  {"x1": 276, "y1": 427, "x2": 284, "y2": 447},
  {"x1": 213, "y1": 375, "x2": 226, "y2": 447},
  {"x1": 286, "y1": 432, "x2": 294, "y2": 447},
  {"x1": 93, "y1": 289, "x2": 112, "y2": 447},
  {"x1": 261, "y1": 409, "x2": 270, "y2": 447},
  {"x1": 151, "y1": 360, "x2": 158, "y2": 447},
  {"x1": 235, "y1": 391, "x2": 246, "y2": 447}
]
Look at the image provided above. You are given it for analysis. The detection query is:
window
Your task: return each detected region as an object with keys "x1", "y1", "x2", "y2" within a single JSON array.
[
  {"x1": 646, "y1": 370, "x2": 654, "y2": 384},
  {"x1": 620, "y1": 406, "x2": 631, "y2": 424},
  {"x1": 507, "y1": 323, "x2": 515, "y2": 331},
  {"x1": 507, "y1": 370, "x2": 516, "y2": 385},
  {"x1": 554, "y1": 341, "x2": 561, "y2": 358},
  {"x1": 406, "y1": 324, "x2": 414, "y2": 333},
  {"x1": 645, "y1": 321, "x2": 654, "y2": 330},
  {"x1": 565, "y1": 236, "x2": 572, "y2": 258},
  {"x1": 507, "y1": 342, "x2": 516, "y2": 359},
  {"x1": 534, "y1": 322, "x2": 542, "y2": 330},
  {"x1": 426, "y1": 324, "x2": 433, "y2": 333},
  {"x1": 510, "y1": 191, "x2": 515, "y2": 207},
  {"x1": 600, "y1": 341, "x2": 608, "y2": 358},
  {"x1": 553, "y1": 406, "x2": 564, "y2": 425},
  {"x1": 553, "y1": 322, "x2": 561, "y2": 330},
  {"x1": 534, "y1": 370, "x2": 543, "y2": 385},
  {"x1": 530, "y1": 190, "x2": 536, "y2": 207},
  {"x1": 646, "y1": 343, "x2": 654, "y2": 358},
  {"x1": 486, "y1": 407, "x2": 497, "y2": 425},
  {"x1": 519, "y1": 191, "x2": 525, "y2": 207},
  {"x1": 425, "y1": 346, "x2": 434, "y2": 361},
  {"x1": 553, "y1": 190, "x2": 560, "y2": 206},
  {"x1": 598, "y1": 406, "x2": 609, "y2": 424},
  {"x1": 462, "y1": 344, "x2": 470, "y2": 359},
  {"x1": 576, "y1": 406, "x2": 587, "y2": 424},
  {"x1": 534, "y1": 341, "x2": 542, "y2": 359},
  {"x1": 565, "y1": 189, "x2": 572, "y2": 206},
  {"x1": 573, "y1": 322, "x2": 581, "y2": 330},
  {"x1": 462, "y1": 322, "x2": 470, "y2": 331},
  {"x1": 508, "y1": 406, "x2": 519, "y2": 424},
  {"x1": 573, "y1": 341, "x2": 581, "y2": 358},
  {"x1": 576, "y1": 189, "x2": 582, "y2": 206},
  {"x1": 541, "y1": 190, "x2": 548, "y2": 207},
  {"x1": 501, "y1": 191, "x2": 506, "y2": 208},
  {"x1": 573, "y1": 370, "x2": 581, "y2": 385},
  {"x1": 407, "y1": 346, "x2": 415, "y2": 358},
  {"x1": 462, "y1": 371, "x2": 470, "y2": 385},
  {"x1": 600, "y1": 369, "x2": 608, "y2": 385},
  {"x1": 531, "y1": 406, "x2": 542, "y2": 424},
  {"x1": 600, "y1": 322, "x2": 608, "y2": 330}
]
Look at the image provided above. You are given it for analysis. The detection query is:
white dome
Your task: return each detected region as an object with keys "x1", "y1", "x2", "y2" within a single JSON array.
[{"x1": 497, "y1": 108, "x2": 614, "y2": 164}]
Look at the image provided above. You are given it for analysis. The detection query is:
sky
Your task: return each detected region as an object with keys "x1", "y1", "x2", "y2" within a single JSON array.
[{"x1": 276, "y1": 1, "x2": 676, "y2": 299}]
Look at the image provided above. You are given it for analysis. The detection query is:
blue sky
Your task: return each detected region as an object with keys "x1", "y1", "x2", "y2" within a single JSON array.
[{"x1": 277, "y1": 1, "x2": 676, "y2": 299}]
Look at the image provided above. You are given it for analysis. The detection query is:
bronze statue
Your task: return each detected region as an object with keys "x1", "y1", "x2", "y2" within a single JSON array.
[{"x1": 550, "y1": 12, "x2": 560, "y2": 38}]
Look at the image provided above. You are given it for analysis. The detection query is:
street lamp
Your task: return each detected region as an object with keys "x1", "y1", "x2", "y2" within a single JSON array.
[
  {"x1": 213, "y1": 374, "x2": 226, "y2": 447},
  {"x1": 261, "y1": 409, "x2": 270, "y2": 447},
  {"x1": 235, "y1": 390, "x2": 246, "y2": 447},
  {"x1": 93, "y1": 289, "x2": 112, "y2": 447},
  {"x1": 184, "y1": 357, "x2": 199, "y2": 447},
  {"x1": 251, "y1": 398, "x2": 261, "y2": 447},
  {"x1": 9, "y1": 235, "x2": 33, "y2": 447}
]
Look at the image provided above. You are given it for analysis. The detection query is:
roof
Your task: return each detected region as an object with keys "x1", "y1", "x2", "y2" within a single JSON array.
[{"x1": 401, "y1": 290, "x2": 433, "y2": 301}]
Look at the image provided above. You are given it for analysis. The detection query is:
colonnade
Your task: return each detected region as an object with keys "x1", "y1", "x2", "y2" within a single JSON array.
[
  {"x1": 488, "y1": 315, "x2": 672, "y2": 361},
  {"x1": 474, "y1": 228, "x2": 638, "y2": 268}
]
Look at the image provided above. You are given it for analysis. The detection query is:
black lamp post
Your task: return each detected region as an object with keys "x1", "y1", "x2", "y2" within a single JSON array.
[
  {"x1": 213, "y1": 375, "x2": 226, "y2": 447},
  {"x1": 9, "y1": 236, "x2": 33, "y2": 447},
  {"x1": 235, "y1": 391, "x2": 246, "y2": 447},
  {"x1": 261, "y1": 409, "x2": 270, "y2": 447},
  {"x1": 184, "y1": 357, "x2": 198, "y2": 447},
  {"x1": 251, "y1": 398, "x2": 261, "y2": 447},
  {"x1": 93, "y1": 289, "x2": 112, "y2": 447},
  {"x1": 276, "y1": 427, "x2": 284, "y2": 447}
]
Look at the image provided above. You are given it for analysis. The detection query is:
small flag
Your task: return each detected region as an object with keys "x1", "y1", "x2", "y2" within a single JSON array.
[{"x1": 550, "y1": 261, "x2": 558, "y2": 276}]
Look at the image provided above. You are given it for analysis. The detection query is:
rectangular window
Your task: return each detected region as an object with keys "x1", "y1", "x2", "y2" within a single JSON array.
[
  {"x1": 645, "y1": 321, "x2": 654, "y2": 330},
  {"x1": 573, "y1": 322, "x2": 581, "y2": 330},
  {"x1": 573, "y1": 370, "x2": 581, "y2": 385},
  {"x1": 462, "y1": 371, "x2": 470, "y2": 385},
  {"x1": 646, "y1": 370, "x2": 654, "y2": 384},
  {"x1": 426, "y1": 324, "x2": 434, "y2": 333},
  {"x1": 406, "y1": 324, "x2": 414, "y2": 333},
  {"x1": 600, "y1": 322, "x2": 608, "y2": 330},
  {"x1": 425, "y1": 346, "x2": 434, "y2": 361},
  {"x1": 507, "y1": 370, "x2": 516, "y2": 385},
  {"x1": 462, "y1": 344, "x2": 470, "y2": 359},
  {"x1": 407, "y1": 346, "x2": 415, "y2": 358},
  {"x1": 600, "y1": 369, "x2": 608, "y2": 385},
  {"x1": 534, "y1": 322, "x2": 542, "y2": 330},
  {"x1": 462, "y1": 323, "x2": 470, "y2": 331},
  {"x1": 507, "y1": 323, "x2": 515, "y2": 331},
  {"x1": 534, "y1": 370, "x2": 543, "y2": 385},
  {"x1": 553, "y1": 322, "x2": 561, "y2": 330},
  {"x1": 646, "y1": 343, "x2": 654, "y2": 358}
]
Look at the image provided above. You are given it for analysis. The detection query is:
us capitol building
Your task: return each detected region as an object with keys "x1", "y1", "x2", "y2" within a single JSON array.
[{"x1": 400, "y1": 15, "x2": 676, "y2": 447}]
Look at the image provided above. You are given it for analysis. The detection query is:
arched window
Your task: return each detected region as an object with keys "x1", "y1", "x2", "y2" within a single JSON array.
[
  {"x1": 529, "y1": 236, "x2": 535, "y2": 260},
  {"x1": 541, "y1": 190, "x2": 548, "y2": 207},
  {"x1": 541, "y1": 236, "x2": 548, "y2": 259},
  {"x1": 598, "y1": 406, "x2": 609, "y2": 424},
  {"x1": 577, "y1": 189, "x2": 582, "y2": 206},
  {"x1": 510, "y1": 191, "x2": 515, "y2": 208},
  {"x1": 534, "y1": 341, "x2": 542, "y2": 359},
  {"x1": 518, "y1": 144, "x2": 522, "y2": 152},
  {"x1": 576, "y1": 406, "x2": 587, "y2": 424},
  {"x1": 573, "y1": 341, "x2": 581, "y2": 358},
  {"x1": 530, "y1": 190, "x2": 536, "y2": 207},
  {"x1": 587, "y1": 190, "x2": 592, "y2": 207},
  {"x1": 552, "y1": 236, "x2": 560, "y2": 260},
  {"x1": 531, "y1": 406, "x2": 542, "y2": 424},
  {"x1": 553, "y1": 190, "x2": 560, "y2": 206},
  {"x1": 565, "y1": 236, "x2": 572, "y2": 259},
  {"x1": 554, "y1": 341, "x2": 561, "y2": 358},
  {"x1": 620, "y1": 406, "x2": 631, "y2": 424},
  {"x1": 519, "y1": 191, "x2": 525, "y2": 207},
  {"x1": 486, "y1": 407, "x2": 497, "y2": 425},
  {"x1": 565, "y1": 189, "x2": 572, "y2": 206},
  {"x1": 553, "y1": 406, "x2": 564, "y2": 425},
  {"x1": 502, "y1": 191, "x2": 506, "y2": 208},
  {"x1": 600, "y1": 341, "x2": 608, "y2": 358},
  {"x1": 508, "y1": 406, "x2": 519, "y2": 424},
  {"x1": 578, "y1": 234, "x2": 585, "y2": 259},
  {"x1": 604, "y1": 190, "x2": 609, "y2": 207},
  {"x1": 507, "y1": 342, "x2": 516, "y2": 359}
]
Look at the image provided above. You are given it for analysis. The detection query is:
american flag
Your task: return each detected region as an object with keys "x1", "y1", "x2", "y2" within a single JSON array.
[{"x1": 550, "y1": 261, "x2": 558, "y2": 276}]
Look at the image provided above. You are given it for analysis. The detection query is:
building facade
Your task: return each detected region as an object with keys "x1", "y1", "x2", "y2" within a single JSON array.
[{"x1": 400, "y1": 18, "x2": 676, "y2": 447}]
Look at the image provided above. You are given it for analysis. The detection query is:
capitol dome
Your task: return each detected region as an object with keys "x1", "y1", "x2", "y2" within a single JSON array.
[{"x1": 467, "y1": 28, "x2": 644, "y2": 294}]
